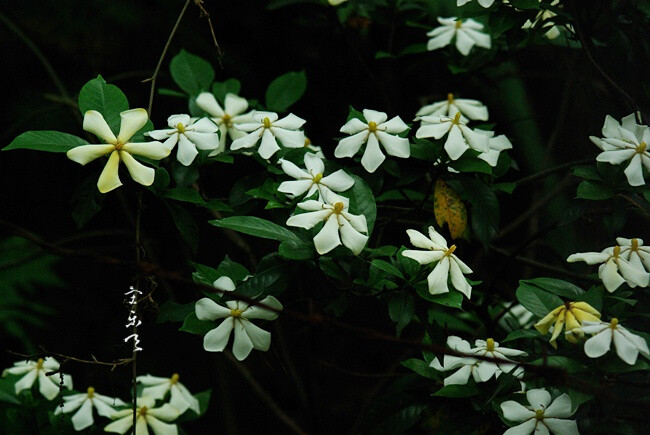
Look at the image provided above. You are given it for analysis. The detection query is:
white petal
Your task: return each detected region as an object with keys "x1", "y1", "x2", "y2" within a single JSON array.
[
  {"x1": 97, "y1": 150, "x2": 122, "y2": 193},
  {"x1": 104, "y1": 415, "x2": 134, "y2": 434},
  {"x1": 451, "y1": 254, "x2": 473, "y2": 274},
  {"x1": 544, "y1": 393, "x2": 574, "y2": 418},
  {"x1": 66, "y1": 144, "x2": 115, "y2": 165},
  {"x1": 121, "y1": 142, "x2": 170, "y2": 160},
  {"x1": 195, "y1": 298, "x2": 232, "y2": 320},
  {"x1": 313, "y1": 215, "x2": 342, "y2": 255},
  {"x1": 501, "y1": 400, "x2": 536, "y2": 422},
  {"x1": 58, "y1": 395, "x2": 85, "y2": 413},
  {"x1": 543, "y1": 418, "x2": 579, "y2": 435},
  {"x1": 449, "y1": 259, "x2": 472, "y2": 298},
  {"x1": 14, "y1": 370, "x2": 38, "y2": 394},
  {"x1": 427, "y1": 258, "x2": 450, "y2": 295},
  {"x1": 244, "y1": 296, "x2": 282, "y2": 320},
  {"x1": 342, "y1": 211, "x2": 368, "y2": 234},
  {"x1": 303, "y1": 152, "x2": 325, "y2": 174},
  {"x1": 273, "y1": 128, "x2": 306, "y2": 149},
  {"x1": 376, "y1": 131, "x2": 410, "y2": 158},
  {"x1": 287, "y1": 209, "x2": 332, "y2": 229},
  {"x1": 71, "y1": 399, "x2": 94, "y2": 431},
  {"x1": 584, "y1": 329, "x2": 613, "y2": 359},
  {"x1": 380, "y1": 116, "x2": 409, "y2": 134},
  {"x1": 504, "y1": 419, "x2": 536, "y2": 435},
  {"x1": 242, "y1": 320, "x2": 272, "y2": 351},
  {"x1": 213, "y1": 276, "x2": 236, "y2": 292},
  {"x1": 427, "y1": 28, "x2": 455, "y2": 51},
  {"x1": 120, "y1": 151, "x2": 155, "y2": 186},
  {"x1": 321, "y1": 170, "x2": 354, "y2": 192},
  {"x1": 362, "y1": 109, "x2": 388, "y2": 125},
  {"x1": 195, "y1": 92, "x2": 225, "y2": 117},
  {"x1": 623, "y1": 153, "x2": 646, "y2": 186},
  {"x1": 203, "y1": 319, "x2": 234, "y2": 352},
  {"x1": 566, "y1": 252, "x2": 610, "y2": 264},
  {"x1": 335, "y1": 131, "x2": 367, "y2": 158},
  {"x1": 596, "y1": 149, "x2": 636, "y2": 165},
  {"x1": 175, "y1": 135, "x2": 198, "y2": 166},
  {"x1": 340, "y1": 118, "x2": 369, "y2": 135},
  {"x1": 258, "y1": 129, "x2": 281, "y2": 159},
  {"x1": 278, "y1": 180, "x2": 312, "y2": 197},
  {"x1": 93, "y1": 395, "x2": 121, "y2": 417},
  {"x1": 599, "y1": 259, "x2": 626, "y2": 292},
  {"x1": 618, "y1": 258, "x2": 650, "y2": 287},
  {"x1": 455, "y1": 29, "x2": 476, "y2": 56},
  {"x1": 339, "y1": 218, "x2": 368, "y2": 255},
  {"x1": 526, "y1": 388, "x2": 552, "y2": 409},
  {"x1": 444, "y1": 365, "x2": 471, "y2": 385},
  {"x1": 232, "y1": 320, "x2": 255, "y2": 361},
  {"x1": 476, "y1": 362, "x2": 499, "y2": 381},
  {"x1": 230, "y1": 130, "x2": 262, "y2": 150},
  {"x1": 185, "y1": 131, "x2": 219, "y2": 151},
  {"x1": 444, "y1": 126, "x2": 469, "y2": 160},
  {"x1": 117, "y1": 109, "x2": 149, "y2": 143},
  {"x1": 428, "y1": 226, "x2": 449, "y2": 248},
  {"x1": 613, "y1": 329, "x2": 641, "y2": 365},
  {"x1": 454, "y1": 100, "x2": 488, "y2": 121},
  {"x1": 38, "y1": 371, "x2": 61, "y2": 400},
  {"x1": 146, "y1": 416, "x2": 178, "y2": 435},
  {"x1": 224, "y1": 93, "x2": 249, "y2": 116},
  {"x1": 83, "y1": 110, "x2": 116, "y2": 143},
  {"x1": 402, "y1": 249, "x2": 445, "y2": 265},
  {"x1": 173, "y1": 383, "x2": 200, "y2": 414},
  {"x1": 273, "y1": 113, "x2": 306, "y2": 130},
  {"x1": 141, "y1": 383, "x2": 170, "y2": 400},
  {"x1": 416, "y1": 120, "x2": 450, "y2": 140},
  {"x1": 360, "y1": 134, "x2": 386, "y2": 173},
  {"x1": 462, "y1": 28, "x2": 491, "y2": 49},
  {"x1": 406, "y1": 229, "x2": 436, "y2": 250}
]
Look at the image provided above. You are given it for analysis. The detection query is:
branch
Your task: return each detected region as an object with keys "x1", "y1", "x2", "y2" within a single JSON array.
[{"x1": 7, "y1": 348, "x2": 133, "y2": 371}]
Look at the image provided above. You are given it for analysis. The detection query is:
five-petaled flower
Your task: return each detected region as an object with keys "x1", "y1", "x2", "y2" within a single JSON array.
[
  {"x1": 195, "y1": 92, "x2": 254, "y2": 154},
  {"x1": 230, "y1": 111, "x2": 306, "y2": 159},
  {"x1": 286, "y1": 192, "x2": 368, "y2": 255},
  {"x1": 589, "y1": 113, "x2": 650, "y2": 186},
  {"x1": 415, "y1": 113, "x2": 489, "y2": 160},
  {"x1": 426, "y1": 17, "x2": 491, "y2": 56},
  {"x1": 415, "y1": 93, "x2": 489, "y2": 124},
  {"x1": 2, "y1": 357, "x2": 72, "y2": 400},
  {"x1": 195, "y1": 295, "x2": 283, "y2": 361},
  {"x1": 145, "y1": 114, "x2": 219, "y2": 166},
  {"x1": 430, "y1": 336, "x2": 483, "y2": 386},
  {"x1": 278, "y1": 153, "x2": 354, "y2": 200},
  {"x1": 402, "y1": 226, "x2": 473, "y2": 299},
  {"x1": 137, "y1": 373, "x2": 200, "y2": 415},
  {"x1": 104, "y1": 396, "x2": 180, "y2": 435},
  {"x1": 534, "y1": 301, "x2": 601, "y2": 348},
  {"x1": 467, "y1": 338, "x2": 527, "y2": 382},
  {"x1": 334, "y1": 109, "x2": 410, "y2": 173},
  {"x1": 54, "y1": 386, "x2": 126, "y2": 431},
  {"x1": 567, "y1": 243, "x2": 650, "y2": 292},
  {"x1": 500, "y1": 388, "x2": 579, "y2": 435},
  {"x1": 67, "y1": 109, "x2": 171, "y2": 193},
  {"x1": 574, "y1": 318, "x2": 650, "y2": 365}
]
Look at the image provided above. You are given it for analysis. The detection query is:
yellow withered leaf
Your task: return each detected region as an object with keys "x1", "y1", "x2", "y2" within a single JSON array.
[{"x1": 433, "y1": 179, "x2": 467, "y2": 240}]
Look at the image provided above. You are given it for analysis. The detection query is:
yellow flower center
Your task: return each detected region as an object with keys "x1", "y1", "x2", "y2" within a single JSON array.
[
  {"x1": 222, "y1": 114, "x2": 231, "y2": 126},
  {"x1": 445, "y1": 245, "x2": 457, "y2": 256},
  {"x1": 263, "y1": 117, "x2": 272, "y2": 129},
  {"x1": 304, "y1": 137, "x2": 311, "y2": 147},
  {"x1": 613, "y1": 245, "x2": 621, "y2": 258},
  {"x1": 637, "y1": 142, "x2": 647, "y2": 154},
  {"x1": 631, "y1": 239, "x2": 639, "y2": 251},
  {"x1": 176, "y1": 123, "x2": 186, "y2": 133},
  {"x1": 230, "y1": 309, "x2": 244, "y2": 318},
  {"x1": 313, "y1": 173, "x2": 323, "y2": 184},
  {"x1": 368, "y1": 121, "x2": 378, "y2": 133},
  {"x1": 170, "y1": 373, "x2": 180, "y2": 384},
  {"x1": 334, "y1": 202, "x2": 345, "y2": 214},
  {"x1": 486, "y1": 338, "x2": 495, "y2": 352},
  {"x1": 451, "y1": 112, "x2": 462, "y2": 125},
  {"x1": 610, "y1": 318, "x2": 619, "y2": 329},
  {"x1": 87, "y1": 387, "x2": 95, "y2": 398},
  {"x1": 447, "y1": 93, "x2": 455, "y2": 104},
  {"x1": 535, "y1": 409, "x2": 544, "y2": 420},
  {"x1": 36, "y1": 358, "x2": 44, "y2": 370},
  {"x1": 455, "y1": 20, "x2": 463, "y2": 29},
  {"x1": 138, "y1": 406, "x2": 148, "y2": 417},
  {"x1": 114, "y1": 142, "x2": 125, "y2": 150}
]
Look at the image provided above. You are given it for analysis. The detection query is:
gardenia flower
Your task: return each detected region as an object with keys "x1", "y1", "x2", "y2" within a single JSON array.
[
  {"x1": 501, "y1": 388, "x2": 578, "y2": 435},
  {"x1": 2, "y1": 357, "x2": 72, "y2": 400},
  {"x1": 54, "y1": 386, "x2": 126, "y2": 431},
  {"x1": 67, "y1": 109, "x2": 171, "y2": 193},
  {"x1": 415, "y1": 93, "x2": 489, "y2": 124},
  {"x1": 618, "y1": 237, "x2": 650, "y2": 272},
  {"x1": 230, "y1": 111, "x2": 306, "y2": 159},
  {"x1": 521, "y1": 0, "x2": 564, "y2": 40},
  {"x1": 415, "y1": 113, "x2": 489, "y2": 160},
  {"x1": 195, "y1": 92, "x2": 253, "y2": 154},
  {"x1": 278, "y1": 153, "x2": 354, "y2": 200},
  {"x1": 577, "y1": 318, "x2": 650, "y2": 365},
  {"x1": 402, "y1": 226, "x2": 473, "y2": 299},
  {"x1": 195, "y1": 295, "x2": 283, "y2": 361},
  {"x1": 334, "y1": 109, "x2": 410, "y2": 173},
  {"x1": 286, "y1": 192, "x2": 368, "y2": 255},
  {"x1": 426, "y1": 17, "x2": 491, "y2": 56},
  {"x1": 534, "y1": 301, "x2": 601, "y2": 348},
  {"x1": 144, "y1": 115, "x2": 219, "y2": 166},
  {"x1": 467, "y1": 338, "x2": 527, "y2": 382},
  {"x1": 567, "y1": 245, "x2": 650, "y2": 292},
  {"x1": 104, "y1": 396, "x2": 179, "y2": 435},
  {"x1": 589, "y1": 113, "x2": 650, "y2": 186},
  {"x1": 430, "y1": 336, "x2": 482, "y2": 385},
  {"x1": 474, "y1": 129, "x2": 513, "y2": 167},
  {"x1": 137, "y1": 373, "x2": 199, "y2": 414},
  {"x1": 458, "y1": 0, "x2": 494, "y2": 8}
]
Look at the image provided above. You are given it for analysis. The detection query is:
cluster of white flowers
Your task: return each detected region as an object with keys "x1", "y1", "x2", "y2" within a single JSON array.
[
  {"x1": 590, "y1": 113, "x2": 650, "y2": 186},
  {"x1": 567, "y1": 237, "x2": 650, "y2": 292},
  {"x1": 2, "y1": 358, "x2": 200, "y2": 433},
  {"x1": 415, "y1": 93, "x2": 512, "y2": 167}
]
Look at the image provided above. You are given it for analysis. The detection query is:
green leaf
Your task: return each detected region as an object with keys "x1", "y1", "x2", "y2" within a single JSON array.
[
  {"x1": 416, "y1": 286, "x2": 464, "y2": 309},
  {"x1": 454, "y1": 177, "x2": 499, "y2": 247},
  {"x1": 349, "y1": 175, "x2": 377, "y2": 236},
  {"x1": 166, "y1": 201, "x2": 199, "y2": 253},
  {"x1": 209, "y1": 216, "x2": 300, "y2": 243},
  {"x1": 433, "y1": 383, "x2": 480, "y2": 398},
  {"x1": 216, "y1": 256, "x2": 250, "y2": 282},
  {"x1": 170, "y1": 50, "x2": 215, "y2": 96},
  {"x1": 163, "y1": 187, "x2": 206, "y2": 205},
  {"x1": 235, "y1": 265, "x2": 285, "y2": 298},
  {"x1": 179, "y1": 312, "x2": 214, "y2": 335},
  {"x1": 156, "y1": 301, "x2": 195, "y2": 323},
  {"x1": 278, "y1": 239, "x2": 313, "y2": 260},
  {"x1": 576, "y1": 180, "x2": 613, "y2": 200},
  {"x1": 78, "y1": 75, "x2": 129, "y2": 134},
  {"x1": 212, "y1": 79, "x2": 242, "y2": 102},
  {"x1": 531, "y1": 356, "x2": 587, "y2": 374},
  {"x1": 576, "y1": 286, "x2": 604, "y2": 311},
  {"x1": 389, "y1": 292, "x2": 414, "y2": 336},
  {"x1": 448, "y1": 155, "x2": 493, "y2": 174},
  {"x1": 521, "y1": 277, "x2": 584, "y2": 299},
  {"x1": 372, "y1": 259, "x2": 404, "y2": 279},
  {"x1": 572, "y1": 165, "x2": 601, "y2": 181},
  {"x1": 176, "y1": 390, "x2": 212, "y2": 422},
  {"x1": 503, "y1": 329, "x2": 541, "y2": 342},
  {"x1": 265, "y1": 70, "x2": 307, "y2": 112},
  {"x1": 4, "y1": 131, "x2": 88, "y2": 153},
  {"x1": 515, "y1": 282, "x2": 564, "y2": 318},
  {"x1": 401, "y1": 358, "x2": 438, "y2": 379},
  {"x1": 70, "y1": 174, "x2": 105, "y2": 228}
]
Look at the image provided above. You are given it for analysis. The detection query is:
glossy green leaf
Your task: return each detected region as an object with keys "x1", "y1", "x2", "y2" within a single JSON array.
[
  {"x1": 4, "y1": 131, "x2": 88, "y2": 153},
  {"x1": 516, "y1": 282, "x2": 564, "y2": 318},
  {"x1": 78, "y1": 75, "x2": 129, "y2": 134},
  {"x1": 170, "y1": 50, "x2": 215, "y2": 96},
  {"x1": 265, "y1": 70, "x2": 307, "y2": 112},
  {"x1": 209, "y1": 216, "x2": 300, "y2": 243}
]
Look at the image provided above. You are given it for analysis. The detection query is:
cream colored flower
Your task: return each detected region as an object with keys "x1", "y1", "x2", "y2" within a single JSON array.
[
  {"x1": 278, "y1": 153, "x2": 354, "y2": 200},
  {"x1": 534, "y1": 301, "x2": 601, "y2": 348},
  {"x1": 415, "y1": 93, "x2": 489, "y2": 124},
  {"x1": 54, "y1": 386, "x2": 126, "y2": 431},
  {"x1": 501, "y1": 389, "x2": 578, "y2": 435},
  {"x1": 67, "y1": 109, "x2": 171, "y2": 193},
  {"x1": 145, "y1": 114, "x2": 219, "y2": 165},
  {"x1": 426, "y1": 17, "x2": 491, "y2": 56},
  {"x1": 137, "y1": 374, "x2": 199, "y2": 415},
  {"x1": 104, "y1": 396, "x2": 179, "y2": 435},
  {"x1": 577, "y1": 318, "x2": 650, "y2": 365},
  {"x1": 2, "y1": 357, "x2": 72, "y2": 400},
  {"x1": 231, "y1": 111, "x2": 306, "y2": 159},
  {"x1": 195, "y1": 92, "x2": 254, "y2": 154}
]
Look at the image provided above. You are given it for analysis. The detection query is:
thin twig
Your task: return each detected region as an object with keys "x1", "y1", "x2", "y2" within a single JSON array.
[
  {"x1": 513, "y1": 158, "x2": 592, "y2": 187},
  {"x1": 7, "y1": 349, "x2": 133, "y2": 371},
  {"x1": 194, "y1": 0, "x2": 224, "y2": 68}
]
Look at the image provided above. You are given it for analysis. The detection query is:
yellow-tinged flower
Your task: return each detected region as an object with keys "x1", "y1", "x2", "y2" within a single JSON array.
[{"x1": 534, "y1": 301, "x2": 601, "y2": 348}]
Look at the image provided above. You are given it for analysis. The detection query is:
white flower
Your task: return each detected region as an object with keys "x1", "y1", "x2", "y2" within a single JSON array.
[
  {"x1": 278, "y1": 153, "x2": 354, "y2": 200},
  {"x1": 521, "y1": 0, "x2": 564, "y2": 40},
  {"x1": 104, "y1": 396, "x2": 179, "y2": 435},
  {"x1": 334, "y1": 109, "x2": 410, "y2": 173},
  {"x1": 402, "y1": 227, "x2": 473, "y2": 299},
  {"x1": 303, "y1": 137, "x2": 326, "y2": 159},
  {"x1": 501, "y1": 388, "x2": 579, "y2": 435},
  {"x1": 426, "y1": 17, "x2": 491, "y2": 56},
  {"x1": 467, "y1": 338, "x2": 527, "y2": 382},
  {"x1": 567, "y1": 244, "x2": 650, "y2": 292},
  {"x1": 415, "y1": 93, "x2": 489, "y2": 123},
  {"x1": 458, "y1": 0, "x2": 495, "y2": 8},
  {"x1": 145, "y1": 115, "x2": 219, "y2": 166},
  {"x1": 230, "y1": 111, "x2": 306, "y2": 159},
  {"x1": 286, "y1": 192, "x2": 368, "y2": 255},
  {"x1": 415, "y1": 113, "x2": 489, "y2": 160},
  {"x1": 195, "y1": 295, "x2": 283, "y2": 361},
  {"x1": 54, "y1": 386, "x2": 126, "y2": 431},
  {"x1": 2, "y1": 357, "x2": 72, "y2": 400},
  {"x1": 430, "y1": 336, "x2": 482, "y2": 385},
  {"x1": 137, "y1": 373, "x2": 199, "y2": 414},
  {"x1": 195, "y1": 92, "x2": 254, "y2": 154},
  {"x1": 618, "y1": 237, "x2": 650, "y2": 272},
  {"x1": 578, "y1": 318, "x2": 650, "y2": 365},
  {"x1": 67, "y1": 109, "x2": 171, "y2": 193},
  {"x1": 474, "y1": 129, "x2": 513, "y2": 167}
]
